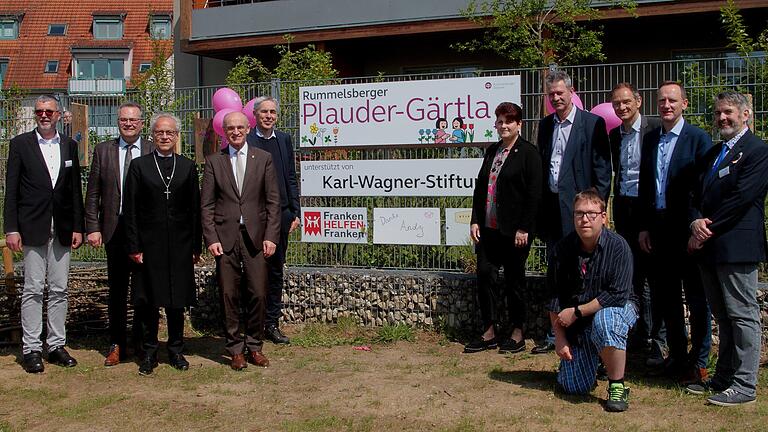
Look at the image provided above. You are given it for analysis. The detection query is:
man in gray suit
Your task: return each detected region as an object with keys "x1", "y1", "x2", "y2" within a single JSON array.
[
  {"x1": 686, "y1": 91, "x2": 768, "y2": 406},
  {"x1": 534, "y1": 69, "x2": 612, "y2": 353},
  {"x1": 608, "y1": 83, "x2": 666, "y2": 366},
  {"x1": 85, "y1": 102, "x2": 153, "y2": 366}
]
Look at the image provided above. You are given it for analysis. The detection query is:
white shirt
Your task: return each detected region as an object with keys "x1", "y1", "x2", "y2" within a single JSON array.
[
  {"x1": 619, "y1": 115, "x2": 643, "y2": 197},
  {"x1": 548, "y1": 106, "x2": 577, "y2": 193},
  {"x1": 119, "y1": 137, "x2": 142, "y2": 213},
  {"x1": 229, "y1": 144, "x2": 247, "y2": 223},
  {"x1": 255, "y1": 128, "x2": 276, "y2": 140},
  {"x1": 36, "y1": 130, "x2": 61, "y2": 187}
]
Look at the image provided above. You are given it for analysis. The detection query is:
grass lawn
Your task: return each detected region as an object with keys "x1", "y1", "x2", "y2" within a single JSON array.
[{"x1": 0, "y1": 320, "x2": 765, "y2": 431}]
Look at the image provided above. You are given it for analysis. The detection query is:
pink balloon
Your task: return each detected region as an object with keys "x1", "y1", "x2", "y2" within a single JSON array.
[
  {"x1": 213, "y1": 108, "x2": 236, "y2": 138},
  {"x1": 212, "y1": 88, "x2": 243, "y2": 113},
  {"x1": 590, "y1": 102, "x2": 622, "y2": 134},
  {"x1": 242, "y1": 98, "x2": 258, "y2": 128},
  {"x1": 544, "y1": 91, "x2": 584, "y2": 115}
]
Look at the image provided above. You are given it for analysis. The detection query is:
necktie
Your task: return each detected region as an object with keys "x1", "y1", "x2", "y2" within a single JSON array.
[
  {"x1": 236, "y1": 150, "x2": 245, "y2": 194},
  {"x1": 708, "y1": 144, "x2": 729, "y2": 179},
  {"x1": 122, "y1": 144, "x2": 135, "y2": 192}
]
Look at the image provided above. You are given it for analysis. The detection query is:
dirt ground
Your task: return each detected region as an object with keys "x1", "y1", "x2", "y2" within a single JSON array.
[{"x1": 0, "y1": 325, "x2": 766, "y2": 432}]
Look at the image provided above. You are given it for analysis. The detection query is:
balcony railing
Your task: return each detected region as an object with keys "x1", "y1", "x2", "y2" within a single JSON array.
[
  {"x1": 192, "y1": 0, "x2": 274, "y2": 9},
  {"x1": 68, "y1": 78, "x2": 126, "y2": 95}
]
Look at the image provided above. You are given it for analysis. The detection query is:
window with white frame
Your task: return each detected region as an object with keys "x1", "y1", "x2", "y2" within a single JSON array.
[
  {"x1": 45, "y1": 60, "x2": 59, "y2": 73},
  {"x1": 150, "y1": 15, "x2": 171, "y2": 40},
  {"x1": 48, "y1": 23, "x2": 66, "y2": 36},
  {"x1": 0, "y1": 19, "x2": 18, "y2": 39},
  {"x1": 93, "y1": 16, "x2": 123, "y2": 39},
  {"x1": 76, "y1": 58, "x2": 125, "y2": 79}
]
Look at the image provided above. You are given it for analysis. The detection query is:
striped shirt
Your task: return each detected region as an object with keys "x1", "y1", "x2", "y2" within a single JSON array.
[{"x1": 547, "y1": 228, "x2": 635, "y2": 313}]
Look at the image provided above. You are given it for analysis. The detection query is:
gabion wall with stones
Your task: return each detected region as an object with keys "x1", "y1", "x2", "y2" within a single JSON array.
[{"x1": 2, "y1": 265, "x2": 768, "y2": 349}]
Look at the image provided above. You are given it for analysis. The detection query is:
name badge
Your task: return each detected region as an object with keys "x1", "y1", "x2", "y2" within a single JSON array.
[
  {"x1": 64, "y1": 160, "x2": 73, "y2": 168},
  {"x1": 718, "y1": 166, "x2": 730, "y2": 178}
]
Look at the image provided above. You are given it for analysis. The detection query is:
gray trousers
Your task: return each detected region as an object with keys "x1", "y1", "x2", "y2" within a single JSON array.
[
  {"x1": 699, "y1": 263, "x2": 761, "y2": 397},
  {"x1": 21, "y1": 236, "x2": 71, "y2": 354}
]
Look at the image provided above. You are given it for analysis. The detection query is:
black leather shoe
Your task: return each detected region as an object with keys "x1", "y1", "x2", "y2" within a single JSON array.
[
  {"x1": 138, "y1": 356, "x2": 158, "y2": 376},
  {"x1": 23, "y1": 351, "x2": 44, "y2": 373},
  {"x1": 47, "y1": 347, "x2": 77, "y2": 367},
  {"x1": 266, "y1": 326, "x2": 290, "y2": 344},
  {"x1": 531, "y1": 341, "x2": 556, "y2": 354},
  {"x1": 463, "y1": 337, "x2": 498, "y2": 353},
  {"x1": 169, "y1": 353, "x2": 189, "y2": 371},
  {"x1": 498, "y1": 338, "x2": 526, "y2": 354}
]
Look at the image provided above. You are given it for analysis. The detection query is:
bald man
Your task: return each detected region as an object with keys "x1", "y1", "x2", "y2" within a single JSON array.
[{"x1": 201, "y1": 112, "x2": 281, "y2": 370}]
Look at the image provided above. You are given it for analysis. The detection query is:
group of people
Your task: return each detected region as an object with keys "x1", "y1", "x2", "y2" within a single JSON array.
[
  {"x1": 4, "y1": 96, "x2": 300, "y2": 376},
  {"x1": 466, "y1": 70, "x2": 768, "y2": 411},
  {"x1": 4, "y1": 72, "x2": 765, "y2": 412}
]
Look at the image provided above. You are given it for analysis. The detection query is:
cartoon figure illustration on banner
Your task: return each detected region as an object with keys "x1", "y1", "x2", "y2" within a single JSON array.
[
  {"x1": 450, "y1": 117, "x2": 465, "y2": 143},
  {"x1": 434, "y1": 118, "x2": 450, "y2": 144}
]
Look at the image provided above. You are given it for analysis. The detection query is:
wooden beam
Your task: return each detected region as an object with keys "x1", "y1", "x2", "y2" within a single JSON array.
[{"x1": 179, "y1": 0, "x2": 192, "y2": 42}]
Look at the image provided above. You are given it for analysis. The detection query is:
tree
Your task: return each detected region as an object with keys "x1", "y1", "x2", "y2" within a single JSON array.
[
  {"x1": 456, "y1": 0, "x2": 636, "y2": 67},
  {"x1": 130, "y1": 41, "x2": 183, "y2": 120}
]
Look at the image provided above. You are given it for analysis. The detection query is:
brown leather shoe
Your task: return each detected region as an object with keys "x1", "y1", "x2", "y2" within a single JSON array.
[
  {"x1": 231, "y1": 353, "x2": 247, "y2": 371},
  {"x1": 248, "y1": 351, "x2": 269, "y2": 367},
  {"x1": 679, "y1": 366, "x2": 709, "y2": 386},
  {"x1": 104, "y1": 344, "x2": 120, "y2": 367}
]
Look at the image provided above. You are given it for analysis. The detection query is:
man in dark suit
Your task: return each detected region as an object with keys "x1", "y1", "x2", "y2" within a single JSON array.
[
  {"x1": 246, "y1": 96, "x2": 301, "y2": 344},
  {"x1": 638, "y1": 81, "x2": 712, "y2": 384},
  {"x1": 686, "y1": 91, "x2": 768, "y2": 406},
  {"x1": 85, "y1": 101, "x2": 153, "y2": 366},
  {"x1": 608, "y1": 83, "x2": 666, "y2": 366},
  {"x1": 202, "y1": 112, "x2": 281, "y2": 370},
  {"x1": 534, "y1": 69, "x2": 612, "y2": 353},
  {"x1": 4, "y1": 95, "x2": 84, "y2": 373}
]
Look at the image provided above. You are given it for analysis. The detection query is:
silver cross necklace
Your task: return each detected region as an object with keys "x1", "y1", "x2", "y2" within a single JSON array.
[{"x1": 153, "y1": 152, "x2": 176, "y2": 200}]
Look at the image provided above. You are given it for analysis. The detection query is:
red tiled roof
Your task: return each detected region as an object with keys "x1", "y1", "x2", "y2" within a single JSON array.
[{"x1": 0, "y1": 0, "x2": 173, "y2": 90}]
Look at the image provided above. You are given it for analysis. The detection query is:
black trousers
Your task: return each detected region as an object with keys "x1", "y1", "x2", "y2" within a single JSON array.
[
  {"x1": 264, "y1": 226, "x2": 289, "y2": 328},
  {"x1": 613, "y1": 195, "x2": 666, "y2": 354},
  {"x1": 141, "y1": 306, "x2": 185, "y2": 358},
  {"x1": 218, "y1": 228, "x2": 267, "y2": 356},
  {"x1": 476, "y1": 227, "x2": 531, "y2": 332},
  {"x1": 105, "y1": 219, "x2": 143, "y2": 349}
]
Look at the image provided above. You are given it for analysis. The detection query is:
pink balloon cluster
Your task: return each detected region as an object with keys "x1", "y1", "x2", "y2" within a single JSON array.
[
  {"x1": 211, "y1": 87, "x2": 260, "y2": 148},
  {"x1": 589, "y1": 102, "x2": 621, "y2": 134}
]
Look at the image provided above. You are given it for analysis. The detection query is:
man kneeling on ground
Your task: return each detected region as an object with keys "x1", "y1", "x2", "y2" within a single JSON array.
[{"x1": 548, "y1": 188, "x2": 637, "y2": 412}]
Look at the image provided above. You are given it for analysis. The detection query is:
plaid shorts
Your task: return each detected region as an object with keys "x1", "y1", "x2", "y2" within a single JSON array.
[{"x1": 557, "y1": 302, "x2": 638, "y2": 394}]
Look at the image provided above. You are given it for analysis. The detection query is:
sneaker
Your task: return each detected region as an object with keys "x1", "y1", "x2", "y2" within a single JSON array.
[
  {"x1": 463, "y1": 337, "x2": 498, "y2": 353},
  {"x1": 605, "y1": 382, "x2": 630, "y2": 412},
  {"x1": 498, "y1": 338, "x2": 525, "y2": 354},
  {"x1": 686, "y1": 379, "x2": 729, "y2": 395},
  {"x1": 707, "y1": 388, "x2": 756, "y2": 407}
]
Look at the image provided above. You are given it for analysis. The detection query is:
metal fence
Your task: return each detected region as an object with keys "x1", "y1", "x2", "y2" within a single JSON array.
[{"x1": 1, "y1": 54, "x2": 766, "y2": 271}]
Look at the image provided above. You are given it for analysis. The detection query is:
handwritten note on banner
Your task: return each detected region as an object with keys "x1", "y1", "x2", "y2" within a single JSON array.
[
  {"x1": 300, "y1": 158, "x2": 483, "y2": 197},
  {"x1": 299, "y1": 75, "x2": 521, "y2": 148},
  {"x1": 373, "y1": 208, "x2": 441, "y2": 245},
  {"x1": 445, "y1": 208, "x2": 472, "y2": 246},
  {"x1": 301, "y1": 207, "x2": 368, "y2": 244}
]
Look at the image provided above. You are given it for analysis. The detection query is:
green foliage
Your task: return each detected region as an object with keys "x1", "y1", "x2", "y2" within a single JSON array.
[
  {"x1": 373, "y1": 324, "x2": 415, "y2": 344},
  {"x1": 223, "y1": 55, "x2": 271, "y2": 101},
  {"x1": 130, "y1": 41, "x2": 187, "y2": 121},
  {"x1": 0, "y1": 84, "x2": 28, "y2": 140},
  {"x1": 456, "y1": 0, "x2": 636, "y2": 67}
]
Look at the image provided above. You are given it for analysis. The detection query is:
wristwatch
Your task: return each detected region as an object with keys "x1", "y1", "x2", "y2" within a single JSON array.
[{"x1": 574, "y1": 305, "x2": 583, "y2": 319}]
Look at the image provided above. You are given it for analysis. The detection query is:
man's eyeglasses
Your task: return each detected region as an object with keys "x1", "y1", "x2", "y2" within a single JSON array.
[
  {"x1": 574, "y1": 211, "x2": 603, "y2": 221},
  {"x1": 34, "y1": 109, "x2": 58, "y2": 117},
  {"x1": 153, "y1": 130, "x2": 178, "y2": 137},
  {"x1": 119, "y1": 118, "x2": 143, "y2": 124}
]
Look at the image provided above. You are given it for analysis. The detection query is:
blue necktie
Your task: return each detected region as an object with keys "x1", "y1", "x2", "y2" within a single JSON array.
[{"x1": 708, "y1": 144, "x2": 729, "y2": 179}]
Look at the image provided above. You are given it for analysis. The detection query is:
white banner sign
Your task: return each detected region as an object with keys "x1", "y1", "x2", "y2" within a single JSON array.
[
  {"x1": 445, "y1": 208, "x2": 473, "y2": 246},
  {"x1": 373, "y1": 208, "x2": 441, "y2": 245},
  {"x1": 300, "y1": 158, "x2": 482, "y2": 197},
  {"x1": 299, "y1": 76, "x2": 521, "y2": 148},
  {"x1": 301, "y1": 207, "x2": 368, "y2": 243}
]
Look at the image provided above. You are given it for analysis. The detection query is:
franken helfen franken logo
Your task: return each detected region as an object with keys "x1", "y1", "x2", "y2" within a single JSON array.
[{"x1": 304, "y1": 211, "x2": 322, "y2": 235}]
